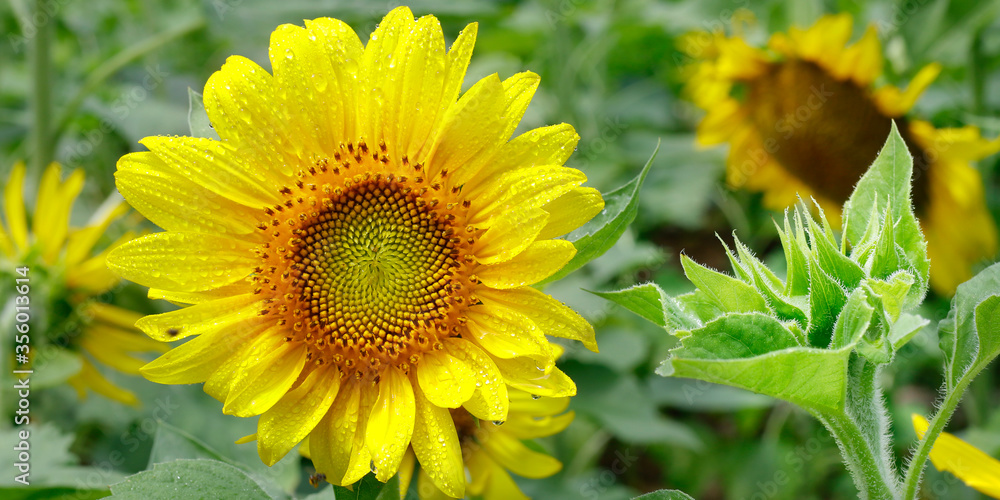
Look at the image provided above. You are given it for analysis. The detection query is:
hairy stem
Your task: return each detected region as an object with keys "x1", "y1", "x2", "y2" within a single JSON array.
[{"x1": 901, "y1": 377, "x2": 971, "y2": 500}]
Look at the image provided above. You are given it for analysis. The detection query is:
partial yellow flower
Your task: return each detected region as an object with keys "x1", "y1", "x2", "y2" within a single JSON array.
[
  {"x1": 106, "y1": 7, "x2": 601, "y2": 496},
  {"x1": 681, "y1": 13, "x2": 1000, "y2": 295},
  {"x1": 397, "y1": 389, "x2": 572, "y2": 500},
  {"x1": 913, "y1": 414, "x2": 1000, "y2": 498},
  {"x1": 1, "y1": 162, "x2": 163, "y2": 405}
]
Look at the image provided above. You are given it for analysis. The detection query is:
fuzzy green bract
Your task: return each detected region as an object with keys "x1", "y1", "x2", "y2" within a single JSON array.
[{"x1": 599, "y1": 123, "x2": 1000, "y2": 499}]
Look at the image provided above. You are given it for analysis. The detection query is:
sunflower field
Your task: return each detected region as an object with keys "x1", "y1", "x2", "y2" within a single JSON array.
[{"x1": 1, "y1": 0, "x2": 999, "y2": 499}]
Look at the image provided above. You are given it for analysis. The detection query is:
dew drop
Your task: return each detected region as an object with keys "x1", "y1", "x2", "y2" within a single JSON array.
[
  {"x1": 492, "y1": 420, "x2": 504, "y2": 426},
  {"x1": 370, "y1": 460, "x2": 378, "y2": 474},
  {"x1": 531, "y1": 394, "x2": 541, "y2": 400}
]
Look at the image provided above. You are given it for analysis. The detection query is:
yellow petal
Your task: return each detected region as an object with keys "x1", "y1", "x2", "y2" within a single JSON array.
[
  {"x1": 358, "y1": 6, "x2": 416, "y2": 153},
  {"x1": 269, "y1": 21, "x2": 363, "y2": 160},
  {"x1": 482, "y1": 430, "x2": 562, "y2": 479},
  {"x1": 505, "y1": 410, "x2": 575, "y2": 440},
  {"x1": 107, "y1": 232, "x2": 257, "y2": 292},
  {"x1": 536, "y1": 186, "x2": 604, "y2": 240},
  {"x1": 36, "y1": 165, "x2": 84, "y2": 264},
  {"x1": 135, "y1": 293, "x2": 265, "y2": 341},
  {"x1": 474, "y1": 208, "x2": 548, "y2": 265},
  {"x1": 465, "y1": 305, "x2": 551, "y2": 364},
  {"x1": 75, "y1": 358, "x2": 138, "y2": 406},
  {"x1": 258, "y1": 364, "x2": 342, "y2": 466},
  {"x1": 478, "y1": 286, "x2": 597, "y2": 351},
  {"x1": 873, "y1": 63, "x2": 941, "y2": 116},
  {"x1": 79, "y1": 336, "x2": 148, "y2": 374},
  {"x1": 424, "y1": 73, "x2": 506, "y2": 181},
  {"x1": 416, "y1": 349, "x2": 476, "y2": 408},
  {"x1": 444, "y1": 338, "x2": 508, "y2": 421},
  {"x1": 493, "y1": 355, "x2": 576, "y2": 398},
  {"x1": 913, "y1": 414, "x2": 1000, "y2": 498},
  {"x1": 470, "y1": 166, "x2": 586, "y2": 226},
  {"x1": 461, "y1": 123, "x2": 579, "y2": 196},
  {"x1": 144, "y1": 322, "x2": 264, "y2": 385},
  {"x1": 476, "y1": 239, "x2": 576, "y2": 288},
  {"x1": 85, "y1": 303, "x2": 143, "y2": 331},
  {"x1": 140, "y1": 136, "x2": 280, "y2": 207},
  {"x1": 85, "y1": 324, "x2": 167, "y2": 354},
  {"x1": 398, "y1": 450, "x2": 416, "y2": 500},
  {"x1": 203, "y1": 55, "x2": 300, "y2": 178},
  {"x1": 64, "y1": 201, "x2": 129, "y2": 266},
  {"x1": 223, "y1": 335, "x2": 307, "y2": 417},
  {"x1": 411, "y1": 383, "x2": 465, "y2": 498},
  {"x1": 309, "y1": 378, "x2": 369, "y2": 485},
  {"x1": 116, "y1": 151, "x2": 261, "y2": 236},
  {"x1": 366, "y1": 366, "x2": 415, "y2": 481},
  {"x1": 476, "y1": 453, "x2": 530, "y2": 500},
  {"x1": 418, "y1": 467, "x2": 456, "y2": 500},
  {"x1": 3, "y1": 161, "x2": 28, "y2": 251}
]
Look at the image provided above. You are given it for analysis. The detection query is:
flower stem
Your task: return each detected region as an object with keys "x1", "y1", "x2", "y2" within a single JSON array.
[
  {"x1": 901, "y1": 377, "x2": 971, "y2": 500},
  {"x1": 818, "y1": 412, "x2": 899, "y2": 499},
  {"x1": 30, "y1": 0, "x2": 53, "y2": 173}
]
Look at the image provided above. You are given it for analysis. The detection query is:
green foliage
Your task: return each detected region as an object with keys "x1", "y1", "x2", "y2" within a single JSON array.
[
  {"x1": 598, "y1": 125, "x2": 1000, "y2": 498},
  {"x1": 109, "y1": 459, "x2": 275, "y2": 499}
]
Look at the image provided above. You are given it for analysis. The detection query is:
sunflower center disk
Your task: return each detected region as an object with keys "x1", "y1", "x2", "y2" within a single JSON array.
[
  {"x1": 745, "y1": 60, "x2": 929, "y2": 206},
  {"x1": 253, "y1": 144, "x2": 477, "y2": 379}
]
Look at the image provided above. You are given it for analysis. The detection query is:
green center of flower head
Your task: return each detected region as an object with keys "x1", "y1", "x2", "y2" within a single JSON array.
[
  {"x1": 745, "y1": 60, "x2": 930, "y2": 208},
  {"x1": 253, "y1": 140, "x2": 478, "y2": 379}
]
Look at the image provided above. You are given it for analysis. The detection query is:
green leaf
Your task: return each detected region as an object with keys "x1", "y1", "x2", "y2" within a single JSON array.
[
  {"x1": 540, "y1": 141, "x2": 658, "y2": 285},
  {"x1": 830, "y1": 289, "x2": 874, "y2": 350},
  {"x1": 889, "y1": 313, "x2": 930, "y2": 351},
  {"x1": 680, "y1": 254, "x2": 768, "y2": 314},
  {"x1": 842, "y1": 121, "x2": 928, "y2": 304},
  {"x1": 660, "y1": 313, "x2": 851, "y2": 412},
  {"x1": 588, "y1": 282, "x2": 698, "y2": 330},
  {"x1": 187, "y1": 88, "x2": 220, "y2": 140},
  {"x1": 734, "y1": 237, "x2": 808, "y2": 330},
  {"x1": 807, "y1": 253, "x2": 848, "y2": 348},
  {"x1": 939, "y1": 262, "x2": 1000, "y2": 392},
  {"x1": 776, "y1": 211, "x2": 811, "y2": 297},
  {"x1": 632, "y1": 490, "x2": 696, "y2": 500},
  {"x1": 0, "y1": 423, "x2": 125, "y2": 489},
  {"x1": 332, "y1": 473, "x2": 400, "y2": 500},
  {"x1": 805, "y1": 211, "x2": 865, "y2": 290},
  {"x1": 109, "y1": 459, "x2": 277, "y2": 499}
]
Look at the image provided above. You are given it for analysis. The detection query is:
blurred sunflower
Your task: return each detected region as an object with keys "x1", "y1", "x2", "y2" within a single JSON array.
[
  {"x1": 682, "y1": 13, "x2": 1000, "y2": 294},
  {"x1": 107, "y1": 6, "x2": 601, "y2": 495},
  {"x1": 913, "y1": 414, "x2": 1000, "y2": 498},
  {"x1": 1, "y1": 162, "x2": 162, "y2": 406},
  {"x1": 394, "y1": 389, "x2": 572, "y2": 500}
]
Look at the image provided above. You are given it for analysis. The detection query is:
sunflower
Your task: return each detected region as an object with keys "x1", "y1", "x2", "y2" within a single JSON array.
[
  {"x1": 913, "y1": 414, "x2": 1000, "y2": 498},
  {"x1": 394, "y1": 389, "x2": 572, "y2": 500},
  {"x1": 682, "y1": 13, "x2": 1000, "y2": 294},
  {"x1": 1, "y1": 161, "x2": 163, "y2": 406},
  {"x1": 106, "y1": 7, "x2": 601, "y2": 495}
]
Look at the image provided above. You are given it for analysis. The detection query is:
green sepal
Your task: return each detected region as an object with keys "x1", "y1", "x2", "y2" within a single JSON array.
[
  {"x1": 776, "y1": 211, "x2": 811, "y2": 297},
  {"x1": 830, "y1": 289, "x2": 873, "y2": 350},
  {"x1": 806, "y1": 253, "x2": 849, "y2": 348},
  {"x1": 680, "y1": 254, "x2": 769, "y2": 314},
  {"x1": 734, "y1": 236, "x2": 809, "y2": 330},
  {"x1": 805, "y1": 210, "x2": 865, "y2": 290}
]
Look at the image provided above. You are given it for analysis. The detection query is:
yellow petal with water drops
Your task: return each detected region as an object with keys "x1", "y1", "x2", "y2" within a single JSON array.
[
  {"x1": 345, "y1": 383, "x2": 378, "y2": 485},
  {"x1": 460, "y1": 123, "x2": 579, "y2": 194},
  {"x1": 417, "y1": 348, "x2": 476, "y2": 408},
  {"x1": 309, "y1": 379, "x2": 364, "y2": 485},
  {"x1": 223, "y1": 335, "x2": 308, "y2": 417},
  {"x1": 478, "y1": 454, "x2": 530, "y2": 500},
  {"x1": 366, "y1": 366, "x2": 415, "y2": 482},
  {"x1": 107, "y1": 232, "x2": 258, "y2": 292},
  {"x1": 64, "y1": 201, "x2": 129, "y2": 266},
  {"x1": 76, "y1": 358, "x2": 138, "y2": 406},
  {"x1": 418, "y1": 467, "x2": 456, "y2": 500},
  {"x1": 536, "y1": 186, "x2": 604, "y2": 240},
  {"x1": 258, "y1": 364, "x2": 341, "y2": 466},
  {"x1": 411, "y1": 383, "x2": 465, "y2": 498},
  {"x1": 358, "y1": 6, "x2": 415, "y2": 151},
  {"x1": 474, "y1": 208, "x2": 548, "y2": 265},
  {"x1": 508, "y1": 390, "x2": 570, "y2": 415},
  {"x1": 135, "y1": 293, "x2": 265, "y2": 342},
  {"x1": 444, "y1": 338, "x2": 508, "y2": 421},
  {"x1": 147, "y1": 282, "x2": 249, "y2": 305},
  {"x1": 470, "y1": 165, "x2": 586, "y2": 226},
  {"x1": 116, "y1": 152, "x2": 261, "y2": 236},
  {"x1": 3, "y1": 161, "x2": 28, "y2": 251},
  {"x1": 203, "y1": 56, "x2": 300, "y2": 177},
  {"x1": 476, "y1": 239, "x2": 576, "y2": 289},
  {"x1": 145, "y1": 321, "x2": 262, "y2": 385},
  {"x1": 465, "y1": 304, "x2": 551, "y2": 364},
  {"x1": 397, "y1": 450, "x2": 415, "y2": 499},
  {"x1": 479, "y1": 286, "x2": 598, "y2": 351},
  {"x1": 302, "y1": 17, "x2": 366, "y2": 139},
  {"x1": 493, "y1": 354, "x2": 576, "y2": 398},
  {"x1": 424, "y1": 74, "x2": 506, "y2": 181},
  {"x1": 269, "y1": 22, "x2": 353, "y2": 159},
  {"x1": 68, "y1": 240, "x2": 130, "y2": 295},
  {"x1": 913, "y1": 414, "x2": 1000, "y2": 498},
  {"x1": 464, "y1": 448, "x2": 494, "y2": 497},
  {"x1": 204, "y1": 327, "x2": 280, "y2": 401},
  {"x1": 482, "y1": 430, "x2": 562, "y2": 479},
  {"x1": 140, "y1": 136, "x2": 280, "y2": 207}
]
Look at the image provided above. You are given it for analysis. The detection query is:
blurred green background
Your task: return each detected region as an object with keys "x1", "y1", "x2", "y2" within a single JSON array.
[{"x1": 1, "y1": 0, "x2": 999, "y2": 498}]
